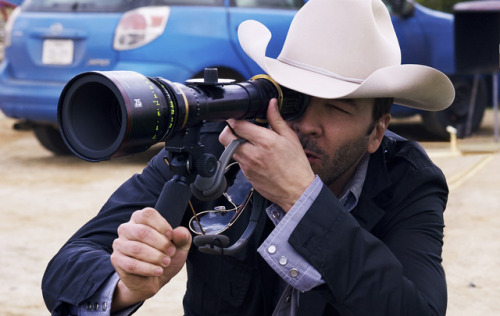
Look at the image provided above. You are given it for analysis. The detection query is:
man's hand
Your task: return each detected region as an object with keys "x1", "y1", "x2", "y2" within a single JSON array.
[
  {"x1": 110, "y1": 207, "x2": 191, "y2": 312},
  {"x1": 219, "y1": 98, "x2": 315, "y2": 212}
]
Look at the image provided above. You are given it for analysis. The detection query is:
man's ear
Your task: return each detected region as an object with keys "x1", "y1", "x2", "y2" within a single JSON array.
[{"x1": 367, "y1": 113, "x2": 391, "y2": 154}]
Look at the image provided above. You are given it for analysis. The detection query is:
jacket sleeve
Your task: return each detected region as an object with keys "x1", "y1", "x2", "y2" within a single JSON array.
[
  {"x1": 289, "y1": 150, "x2": 448, "y2": 315},
  {"x1": 41, "y1": 122, "x2": 226, "y2": 314},
  {"x1": 41, "y1": 149, "x2": 173, "y2": 314}
]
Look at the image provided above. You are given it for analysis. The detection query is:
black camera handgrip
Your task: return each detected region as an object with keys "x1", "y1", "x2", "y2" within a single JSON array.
[{"x1": 155, "y1": 178, "x2": 193, "y2": 228}]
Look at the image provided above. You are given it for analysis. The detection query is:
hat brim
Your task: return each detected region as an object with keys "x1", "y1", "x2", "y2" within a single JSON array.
[{"x1": 239, "y1": 20, "x2": 455, "y2": 111}]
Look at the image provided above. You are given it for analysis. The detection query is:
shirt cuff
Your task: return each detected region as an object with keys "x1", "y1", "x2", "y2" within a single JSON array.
[
  {"x1": 258, "y1": 176, "x2": 325, "y2": 292},
  {"x1": 71, "y1": 272, "x2": 142, "y2": 315}
]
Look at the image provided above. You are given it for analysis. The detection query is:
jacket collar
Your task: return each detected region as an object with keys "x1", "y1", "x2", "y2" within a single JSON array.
[{"x1": 350, "y1": 135, "x2": 392, "y2": 231}]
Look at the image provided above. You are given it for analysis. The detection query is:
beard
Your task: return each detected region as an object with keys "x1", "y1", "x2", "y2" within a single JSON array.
[{"x1": 299, "y1": 135, "x2": 369, "y2": 187}]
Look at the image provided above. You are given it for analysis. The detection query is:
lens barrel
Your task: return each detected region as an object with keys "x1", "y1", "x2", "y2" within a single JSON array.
[{"x1": 58, "y1": 70, "x2": 307, "y2": 161}]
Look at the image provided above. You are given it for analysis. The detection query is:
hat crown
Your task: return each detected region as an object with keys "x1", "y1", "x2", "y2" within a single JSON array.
[
  {"x1": 279, "y1": 0, "x2": 401, "y2": 80},
  {"x1": 237, "y1": 0, "x2": 455, "y2": 111}
]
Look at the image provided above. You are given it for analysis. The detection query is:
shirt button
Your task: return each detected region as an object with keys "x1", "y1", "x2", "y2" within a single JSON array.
[
  {"x1": 102, "y1": 302, "x2": 108, "y2": 311},
  {"x1": 285, "y1": 295, "x2": 292, "y2": 303},
  {"x1": 279, "y1": 256, "x2": 288, "y2": 265},
  {"x1": 272, "y1": 210, "x2": 280, "y2": 219},
  {"x1": 289, "y1": 268, "x2": 299, "y2": 277},
  {"x1": 267, "y1": 245, "x2": 277, "y2": 254}
]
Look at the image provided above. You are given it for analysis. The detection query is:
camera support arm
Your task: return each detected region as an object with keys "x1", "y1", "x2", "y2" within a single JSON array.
[
  {"x1": 154, "y1": 125, "x2": 218, "y2": 228},
  {"x1": 154, "y1": 123, "x2": 266, "y2": 256},
  {"x1": 154, "y1": 125, "x2": 246, "y2": 228}
]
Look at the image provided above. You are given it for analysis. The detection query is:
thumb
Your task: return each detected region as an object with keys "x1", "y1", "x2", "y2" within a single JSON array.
[
  {"x1": 267, "y1": 98, "x2": 292, "y2": 136},
  {"x1": 170, "y1": 226, "x2": 192, "y2": 252}
]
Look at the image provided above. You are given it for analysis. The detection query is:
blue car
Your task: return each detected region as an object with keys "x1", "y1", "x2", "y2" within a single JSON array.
[{"x1": 0, "y1": 0, "x2": 488, "y2": 154}]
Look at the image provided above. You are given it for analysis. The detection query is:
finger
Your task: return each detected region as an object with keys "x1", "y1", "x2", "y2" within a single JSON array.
[
  {"x1": 117, "y1": 222, "x2": 171, "y2": 254},
  {"x1": 223, "y1": 99, "x2": 287, "y2": 143},
  {"x1": 113, "y1": 238, "x2": 171, "y2": 268},
  {"x1": 130, "y1": 208, "x2": 173, "y2": 235},
  {"x1": 223, "y1": 118, "x2": 268, "y2": 145},
  {"x1": 219, "y1": 123, "x2": 239, "y2": 147},
  {"x1": 111, "y1": 251, "x2": 164, "y2": 278},
  {"x1": 170, "y1": 226, "x2": 192, "y2": 253},
  {"x1": 267, "y1": 98, "x2": 296, "y2": 138}
]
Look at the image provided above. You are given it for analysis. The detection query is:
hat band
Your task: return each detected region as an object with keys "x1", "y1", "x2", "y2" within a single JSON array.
[{"x1": 277, "y1": 56, "x2": 364, "y2": 84}]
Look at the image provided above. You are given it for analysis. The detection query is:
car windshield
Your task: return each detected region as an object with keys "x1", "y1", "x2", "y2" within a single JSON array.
[{"x1": 22, "y1": 0, "x2": 224, "y2": 12}]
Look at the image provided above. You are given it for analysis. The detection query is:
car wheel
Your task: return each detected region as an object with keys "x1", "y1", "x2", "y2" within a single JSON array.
[
  {"x1": 33, "y1": 124, "x2": 72, "y2": 155},
  {"x1": 422, "y1": 75, "x2": 487, "y2": 139}
]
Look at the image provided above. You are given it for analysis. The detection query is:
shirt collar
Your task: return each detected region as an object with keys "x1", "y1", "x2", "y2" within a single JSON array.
[{"x1": 338, "y1": 153, "x2": 370, "y2": 212}]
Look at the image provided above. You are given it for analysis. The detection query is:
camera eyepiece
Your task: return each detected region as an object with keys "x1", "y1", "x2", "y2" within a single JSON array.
[{"x1": 57, "y1": 70, "x2": 308, "y2": 161}]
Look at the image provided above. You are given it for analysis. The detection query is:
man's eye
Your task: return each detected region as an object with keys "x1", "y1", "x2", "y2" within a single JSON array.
[{"x1": 328, "y1": 104, "x2": 351, "y2": 114}]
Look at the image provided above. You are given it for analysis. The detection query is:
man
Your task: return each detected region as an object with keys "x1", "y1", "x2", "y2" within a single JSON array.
[{"x1": 42, "y1": 0, "x2": 455, "y2": 315}]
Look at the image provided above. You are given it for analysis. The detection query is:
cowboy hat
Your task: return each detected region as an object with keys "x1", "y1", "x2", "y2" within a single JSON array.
[{"x1": 238, "y1": 0, "x2": 455, "y2": 111}]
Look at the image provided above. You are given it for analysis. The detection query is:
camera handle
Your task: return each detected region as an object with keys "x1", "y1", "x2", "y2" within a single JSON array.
[
  {"x1": 155, "y1": 175, "x2": 195, "y2": 229},
  {"x1": 152, "y1": 125, "x2": 244, "y2": 218},
  {"x1": 190, "y1": 137, "x2": 247, "y2": 201},
  {"x1": 155, "y1": 126, "x2": 214, "y2": 228},
  {"x1": 154, "y1": 129, "x2": 265, "y2": 256}
]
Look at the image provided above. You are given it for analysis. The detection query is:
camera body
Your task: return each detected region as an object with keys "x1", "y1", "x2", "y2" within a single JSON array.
[{"x1": 58, "y1": 68, "x2": 308, "y2": 161}]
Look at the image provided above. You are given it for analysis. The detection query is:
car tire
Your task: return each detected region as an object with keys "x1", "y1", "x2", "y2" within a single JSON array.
[
  {"x1": 422, "y1": 75, "x2": 487, "y2": 139},
  {"x1": 33, "y1": 124, "x2": 72, "y2": 155}
]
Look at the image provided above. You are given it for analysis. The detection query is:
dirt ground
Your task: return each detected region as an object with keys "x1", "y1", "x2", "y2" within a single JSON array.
[{"x1": 1, "y1": 109, "x2": 499, "y2": 315}]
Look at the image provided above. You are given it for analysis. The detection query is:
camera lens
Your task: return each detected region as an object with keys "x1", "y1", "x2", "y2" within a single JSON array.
[
  {"x1": 70, "y1": 81, "x2": 123, "y2": 151},
  {"x1": 58, "y1": 71, "x2": 172, "y2": 161},
  {"x1": 58, "y1": 71, "x2": 308, "y2": 161}
]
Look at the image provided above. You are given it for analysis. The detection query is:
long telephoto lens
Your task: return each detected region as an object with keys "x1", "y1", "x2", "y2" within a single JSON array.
[{"x1": 58, "y1": 70, "x2": 308, "y2": 161}]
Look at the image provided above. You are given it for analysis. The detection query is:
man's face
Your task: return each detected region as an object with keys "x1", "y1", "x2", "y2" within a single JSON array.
[{"x1": 287, "y1": 97, "x2": 380, "y2": 194}]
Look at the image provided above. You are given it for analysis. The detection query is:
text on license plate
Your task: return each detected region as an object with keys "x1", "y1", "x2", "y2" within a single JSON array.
[{"x1": 42, "y1": 39, "x2": 74, "y2": 65}]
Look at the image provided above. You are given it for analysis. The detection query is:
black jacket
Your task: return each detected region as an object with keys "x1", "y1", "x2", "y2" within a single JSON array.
[{"x1": 42, "y1": 125, "x2": 448, "y2": 315}]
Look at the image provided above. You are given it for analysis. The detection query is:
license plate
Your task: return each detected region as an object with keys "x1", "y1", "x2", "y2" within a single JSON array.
[{"x1": 42, "y1": 39, "x2": 74, "y2": 65}]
